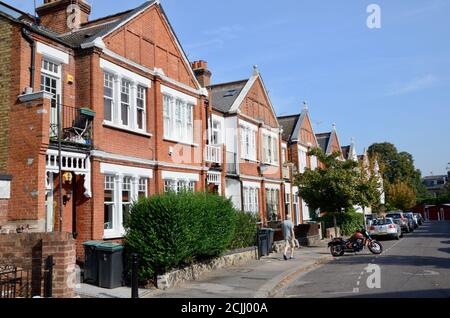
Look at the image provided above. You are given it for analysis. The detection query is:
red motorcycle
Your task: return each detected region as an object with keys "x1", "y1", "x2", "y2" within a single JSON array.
[{"x1": 328, "y1": 228, "x2": 383, "y2": 257}]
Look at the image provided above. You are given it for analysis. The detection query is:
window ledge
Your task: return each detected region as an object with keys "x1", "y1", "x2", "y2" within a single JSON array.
[
  {"x1": 103, "y1": 233, "x2": 124, "y2": 240},
  {"x1": 241, "y1": 158, "x2": 259, "y2": 164},
  {"x1": 103, "y1": 121, "x2": 152, "y2": 137},
  {"x1": 163, "y1": 138, "x2": 199, "y2": 147}
]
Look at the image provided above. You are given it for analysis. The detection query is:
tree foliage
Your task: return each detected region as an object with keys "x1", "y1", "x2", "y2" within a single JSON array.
[
  {"x1": 295, "y1": 148, "x2": 360, "y2": 215},
  {"x1": 387, "y1": 181, "x2": 417, "y2": 211},
  {"x1": 368, "y1": 142, "x2": 424, "y2": 207}
]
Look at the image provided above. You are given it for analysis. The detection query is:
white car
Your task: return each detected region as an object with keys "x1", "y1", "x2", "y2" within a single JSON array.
[{"x1": 369, "y1": 218, "x2": 402, "y2": 240}]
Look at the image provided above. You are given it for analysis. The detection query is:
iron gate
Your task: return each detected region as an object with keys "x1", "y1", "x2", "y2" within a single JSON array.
[{"x1": 0, "y1": 256, "x2": 54, "y2": 298}]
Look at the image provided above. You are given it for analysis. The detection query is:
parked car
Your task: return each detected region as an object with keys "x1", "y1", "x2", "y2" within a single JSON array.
[
  {"x1": 369, "y1": 218, "x2": 402, "y2": 240},
  {"x1": 414, "y1": 213, "x2": 424, "y2": 225},
  {"x1": 404, "y1": 212, "x2": 418, "y2": 230},
  {"x1": 386, "y1": 212, "x2": 411, "y2": 233}
]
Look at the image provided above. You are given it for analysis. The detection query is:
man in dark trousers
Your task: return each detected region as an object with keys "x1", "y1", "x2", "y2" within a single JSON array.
[{"x1": 282, "y1": 214, "x2": 296, "y2": 260}]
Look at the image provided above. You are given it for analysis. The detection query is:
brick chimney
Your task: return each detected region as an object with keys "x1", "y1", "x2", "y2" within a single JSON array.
[
  {"x1": 191, "y1": 60, "x2": 212, "y2": 87},
  {"x1": 36, "y1": 0, "x2": 92, "y2": 34}
]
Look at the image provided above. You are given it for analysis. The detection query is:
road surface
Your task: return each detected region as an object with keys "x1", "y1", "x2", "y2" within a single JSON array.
[{"x1": 279, "y1": 221, "x2": 450, "y2": 298}]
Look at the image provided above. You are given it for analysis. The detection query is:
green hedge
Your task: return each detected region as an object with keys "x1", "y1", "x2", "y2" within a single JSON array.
[
  {"x1": 319, "y1": 210, "x2": 363, "y2": 236},
  {"x1": 229, "y1": 211, "x2": 258, "y2": 250},
  {"x1": 124, "y1": 191, "x2": 257, "y2": 281}
]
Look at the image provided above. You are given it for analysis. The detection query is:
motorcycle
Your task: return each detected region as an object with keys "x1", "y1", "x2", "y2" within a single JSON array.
[{"x1": 328, "y1": 228, "x2": 383, "y2": 257}]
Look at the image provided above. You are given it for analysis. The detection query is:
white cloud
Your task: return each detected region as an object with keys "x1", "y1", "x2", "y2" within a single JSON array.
[{"x1": 387, "y1": 74, "x2": 438, "y2": 96}]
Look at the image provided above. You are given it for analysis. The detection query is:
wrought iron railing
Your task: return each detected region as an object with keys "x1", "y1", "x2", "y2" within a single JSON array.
[
  {"x1": 50, "y1": 105, "x2": 95, "y2": 147},
  {"x1": 0, "y1": 266, "x2": 22, "y2": 298}
]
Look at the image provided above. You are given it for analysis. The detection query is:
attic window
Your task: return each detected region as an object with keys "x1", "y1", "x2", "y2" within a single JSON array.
[{"x1": 224, "y1": 89, "x2": 237, "y2": 97}]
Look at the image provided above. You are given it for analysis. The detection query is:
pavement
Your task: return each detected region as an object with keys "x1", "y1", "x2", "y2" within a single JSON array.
[
  {"x1": 76, "y1": 283, "x2": 155, "y2": 299},
  {"x1": 146, "y1": 245, "x2": 333, "y2": 299},
  {"x1": 278, "y1": 221, "x2": 450, "y2": 298},
  {"x1": 75, "y1": 243, "x2": 334, "y2": 298}
]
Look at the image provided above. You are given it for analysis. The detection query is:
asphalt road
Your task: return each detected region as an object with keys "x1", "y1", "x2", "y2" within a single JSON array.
[{"x1": 279, "y1": 221, "x2": 450, "y2": 298}]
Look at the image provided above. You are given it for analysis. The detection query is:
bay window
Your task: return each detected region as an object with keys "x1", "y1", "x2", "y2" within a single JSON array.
[
  {"x1": 243, "y1": 187, "x2": 259, "y2": 214},
  {"x1": 284, "y1": 192, "x2": 291, "y2": 216},
  {"x1": 138, "y1": 178, "x2": 148, "y2": 199},
  {"x1": 122, "y1": 177, "x2": 132, "y2": 226},
  {"x1": 136, "y1": 86, "x2": 146, "y2": 130},
  {"x1": 240, "y1": 125, "x2": 257, "y2": 161},
  {"x1": 104, "y1": 73, "x2": 114, "y2": 122},
  {"x1": 266, "y1": 188, "x2": 279, "y2": 221},
  {"x1": 101, "y1": 165, "x2": 153, "y2": 239},
  {"x1": 299, "y1": 148, "x2": 308, "y2": 173},
  {"x1": 163, "y1": 94, "x2": 195, "y2": 144},
  {"x1": 120, "y1": 79, "x2": 131, "y2": 126},
  {"x1": 263, "y1": 133, "x2": 279, "y2": 165},
  {"x1": 101, "y1": 68, "x2": 149, "y2": 133},
  {"x1": 164, "y1": 179, "x2": 196, "y2": 193},
  {"x1": 104, "y1": 175, "x2": 115, "y2": 231}
]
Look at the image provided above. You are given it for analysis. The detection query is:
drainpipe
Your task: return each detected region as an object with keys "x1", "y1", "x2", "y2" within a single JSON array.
[{"x1": 21, "y1": 28, "x2": 36, "y2": 91}]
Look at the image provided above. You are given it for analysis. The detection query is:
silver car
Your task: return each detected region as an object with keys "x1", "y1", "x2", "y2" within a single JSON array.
[{"x1": 369, "y1": 218, "x2": 402, "y2": 240}]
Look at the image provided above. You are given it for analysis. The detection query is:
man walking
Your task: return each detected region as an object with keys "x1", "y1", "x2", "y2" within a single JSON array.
[{"x1": 282, "y1": 214, "x2": 296, "y2": 261}]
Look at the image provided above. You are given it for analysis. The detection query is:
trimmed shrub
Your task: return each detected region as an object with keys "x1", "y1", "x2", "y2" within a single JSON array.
[
  {"x1": 124, "y1": 191, "x2": 236, "y2": 280},
  {"x1": 193, "y1": 192, "x2": 237, "y2": 258},
  {"x1": 229, "y1": 211, "x2": 258, "y2": 250},
  {"x1": 319, "y1": 210, "x2": 363, "y2": 236}
]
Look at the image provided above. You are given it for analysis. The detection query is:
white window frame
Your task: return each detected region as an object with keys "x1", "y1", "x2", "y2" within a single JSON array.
[
  {"x1": 299, "y1": 146, "x2": 308, "y2": 173},
  {"x1": 240, "y1": 124, "x2": 257, "y2": 161},
  {"x1": 163, "y1": 94, "x2": 195, "y2": 144},
  {"x1": 266, "y1": 188, "x2": 280, "y2": 221},
  {"x1": 104, "y1": 72, "x2": 115, "y2": 123},
  {"x1": 136, "y1": 85, "x2": 147, "y2": 131},
  {"x1": 41, "y1": 58, "x2": 62, "y2": 136},
  {"x1": 120, "y1": 79, "x2": 131, "y2": 127},
  {"x1": 262, "y1": 132, "x2": 279, "y2": 166},
  {"x1": 161, "y1": 85, "x2": 197, "y2": 145},
  {"x1": 100, "y1": 59, "x2": 151, "y2": 135},
  {"x1": 285, "y1": 191, "x2": 291, "y2": 215},
  {"x1": 243, "y1": 187, "x2": 259, "y2": 214},
  {"x1": 101, "y1": 164, "x2": 153, "y2": 239}
]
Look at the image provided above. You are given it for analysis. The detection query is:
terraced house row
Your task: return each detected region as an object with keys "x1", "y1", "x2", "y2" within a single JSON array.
[{"x1": 0, "y1": 0, "x2": 381, "y2": 260}]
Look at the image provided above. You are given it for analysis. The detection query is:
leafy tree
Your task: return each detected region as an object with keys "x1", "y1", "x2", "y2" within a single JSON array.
[
  {"x1": 387, "y1": 181, "x2": 417, "y2": 211},
  {"x1": 368, "y1": 142, "x2": 425, "y2": 206},
  {"x1": 295, "y1": 148, "x2": 359, "y2": 237},
  {"x1": 354, "y1": 157, "x2": 381, "y2": 225}
]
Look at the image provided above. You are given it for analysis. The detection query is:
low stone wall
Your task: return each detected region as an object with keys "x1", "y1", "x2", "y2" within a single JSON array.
[
  {"x1": 157, "y1": 247, "x2": 258, "y2": 290},
  {"x1": 273, "y1": 234, "x2": 324, "y2": 253},
  {"x1": 0, "y1": 232, "x2": 76, "y2": 298}
]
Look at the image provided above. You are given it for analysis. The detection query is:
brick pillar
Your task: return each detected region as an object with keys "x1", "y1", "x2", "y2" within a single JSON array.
[{"x1": 6, "y1": 93, "x2": 51, "y2": 229}]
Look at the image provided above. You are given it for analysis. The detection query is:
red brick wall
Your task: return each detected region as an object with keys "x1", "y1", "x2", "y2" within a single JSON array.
[
  {"x1": 0, "y1": 199, "x2": 8, "y2": 225},
  {"x1": 0, "y1": 232, "x2": 76, "y2": 298},
  {"x1": 104, "y1": 5, "x2": 196, "y2": 88},
  {"x1": 6, "y1": 95, "x2": 51, "y2": 223}
]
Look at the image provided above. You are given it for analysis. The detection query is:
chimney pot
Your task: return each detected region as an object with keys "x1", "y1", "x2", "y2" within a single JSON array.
[{"x1": 191, "y1": 60, "x2": 211, "y2": 88}]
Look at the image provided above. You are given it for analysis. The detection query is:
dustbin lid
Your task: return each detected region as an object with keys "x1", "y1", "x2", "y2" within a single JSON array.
[
  {"x1": 82, "y1": 241, "x2": 103, "y2": 247},
  {"x1": 96, "y1": 243, "x2": 124, "y2": 252}
]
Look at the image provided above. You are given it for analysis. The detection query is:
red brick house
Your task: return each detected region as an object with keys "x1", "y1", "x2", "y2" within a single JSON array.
[
  {"x1": 278, "y1": 103, "x2": 320, "y2": 224},
  {"x1": 204, "y1": 65, "x2": 286, "y2": 225},
  {"x1": 0, "y1": 0, "x2": 211, "y2": 259}
]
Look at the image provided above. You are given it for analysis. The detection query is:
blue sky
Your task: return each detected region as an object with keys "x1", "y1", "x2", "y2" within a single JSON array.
[{"x1": 7, "y1": 0, "x2": 450, "y2": 175}]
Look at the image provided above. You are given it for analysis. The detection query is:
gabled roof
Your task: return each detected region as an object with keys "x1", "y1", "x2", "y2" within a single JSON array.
[
  {"x1": 209, "y1": 80, "x2": 248, "y2": 114},
  {"x1": 278, "y1": 115, "x2": 300, "y2": 142},
  {"x1": 80, "y1": 0, "x2": 157, "y2": 48},
  {"x1": 316, "y1": 132, "x2": 332, "y2": 153},
  {"x1": 209, "y1": 67, "x2": 279, "y2": 126},
  {"x1": 341, "y1": 145, "x2": 351, "y2": 160}
]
